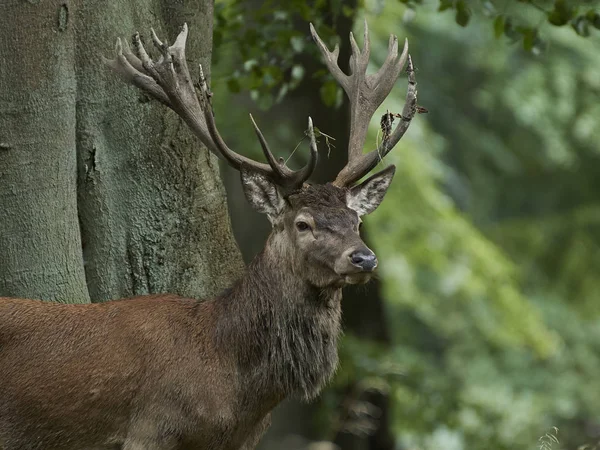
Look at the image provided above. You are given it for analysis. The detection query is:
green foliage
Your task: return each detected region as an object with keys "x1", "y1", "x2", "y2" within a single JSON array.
[
  {"x1": 215, "y1": 0, "x2": 599, "y2": 108},
  {"x1": 214, "y1": 0, "x2": 348, "y2": 108},
  {"x1": 434, "y1": 0, "x2": 599, "y2": 52},
  {"x1": 213, "y1": 1, "x2": 600, "y2": 448},
  {"x1": 318, "y1": 3, "x2": 600, "y2": 449},
  {"x1": 214, "y1": 0, "x2": 598, "y2": 109}
]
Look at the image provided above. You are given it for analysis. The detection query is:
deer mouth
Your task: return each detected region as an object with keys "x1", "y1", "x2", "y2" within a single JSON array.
[
  {"x1": 334, "y1": 250, "x2": 378, "y2": 285},
  {"x1": 343, "y1": 272, "x2": 374, "y2": 285},
  {"x1": 335, "y1": 247, "x2": 378, "y2": 280}
]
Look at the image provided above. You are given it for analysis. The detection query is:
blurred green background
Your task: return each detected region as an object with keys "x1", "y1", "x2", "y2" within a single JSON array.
[{"x1": 211, "y1": 0, "x2": 600, "y2": 448}]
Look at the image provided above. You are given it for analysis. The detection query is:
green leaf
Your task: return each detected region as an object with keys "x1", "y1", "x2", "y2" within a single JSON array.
[
  {"x1": 503, "y1": 17, "x2": 520, "y2": 41},
  {"x1": 522, "y1": 28, "x2": 537, "y2": 51},
  {"x1": 587, "y1": 11, "x2": 600, "y2": 29},
  {"x1": 455, "y1": 0, "x2": 471, "y2": 27},
  {"x1": 548, "y1": 11, "x2": 568, "y2": 26},
  {"x1": 493, "y1": 15, "x2": 505, "y2": 39},
  {"x1": 531, "y1": 36, "x2": 547, "y2": 55},
  {"x1": 243, "y1": 59, "x2": 258, "y2": 72},
  {"x1": 547, "y1": 0, "x2": 575, "y2": 26},
  {"x1": 482, "y1": 1, "x2": 496, "y2": 17},
  {"x1": 275, "y1": 83, "x2": 289, "y2": 104},
  {"x1": 273, "y1": 10, "x2": 288, "y2": 21},
  {"x1": 320, "y1": 79, "x2": 339, "y2": 107},
  {"x1": 438, "y1": 0, "x2": 453, "y2": 12},
  {"x1": 290, "y1": 65, "x2": 305, "y2": 82},
  {"x1": 226, "y1": 77, "x2": 241, "y2": 93},
  {"x1": 342, "y1": 5, "x2": 355, "y2": 17},
  {"x1": 290, "y1": 35, "x2": 305, "y2": 53},
  {"x1": 572, "y1": 16, "x2": 591, "y2": 36}
]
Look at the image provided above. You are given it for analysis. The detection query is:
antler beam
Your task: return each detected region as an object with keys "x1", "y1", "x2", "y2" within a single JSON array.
[
  {"x1": 104, "y1": 24, "x2": 317, "y2": 190},
  {"x1": 310, "y1": 20, "x2": 418, "y2": 187}
]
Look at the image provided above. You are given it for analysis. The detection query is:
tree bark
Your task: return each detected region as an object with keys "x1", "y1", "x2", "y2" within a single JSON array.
[
  {"x1": 75, "y1": 0, "x2": 243, "y2": 302},
  {"x1": 0, "y1": 0, "x2": 244, "y2": 305},
  {"x1": 0, "y1": 0, "x2": 89, "y2": 302}
]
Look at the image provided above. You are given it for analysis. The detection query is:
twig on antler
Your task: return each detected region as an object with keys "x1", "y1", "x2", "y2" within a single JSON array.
[
  {"x1": 310, "y1": 20, "x2": 418, "y2": 186},
  {"x1": 105, "y1": 21, "x2": 419, "y2": 192}
]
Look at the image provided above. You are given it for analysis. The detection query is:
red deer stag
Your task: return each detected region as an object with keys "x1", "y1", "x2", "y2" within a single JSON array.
[{"x1": 0, "y1": 21, "x2": 417, "y2": 450}]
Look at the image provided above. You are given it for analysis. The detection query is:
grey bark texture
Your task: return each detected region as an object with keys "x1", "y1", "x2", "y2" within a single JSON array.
[
  {"x1": 75, "y1": 0, "x2": 243, "y2": 302},
  {"x1": 0, "y1": 0, "x2": 89, "y2": 302},
  {"x1": 0, "y1": 0, "x2": 244, "y2": 304}
]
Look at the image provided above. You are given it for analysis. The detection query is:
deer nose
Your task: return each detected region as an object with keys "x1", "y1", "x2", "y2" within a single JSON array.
[{"x1": 349, "y1": 249, "x2": 378, "y2": 271}]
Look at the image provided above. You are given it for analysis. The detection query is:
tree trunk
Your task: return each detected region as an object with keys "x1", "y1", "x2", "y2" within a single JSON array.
[
  {"x1": 0, "y1": 0, "x2": 89, "y2": 302},
  {"x1": 0, "y1": 0, "x2": 244, "y2": 304},
  {"x1": 75, "y1": 0, "x2": 243, "y2": 302}
]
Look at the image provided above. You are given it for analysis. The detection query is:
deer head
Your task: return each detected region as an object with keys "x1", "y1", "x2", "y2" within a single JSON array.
[
  {"x1": 241, "y1": 165, "x2": 395, "y2": 288},
  {"x1": 104, "y1": 21, "x2": 418, "y2": 290}
]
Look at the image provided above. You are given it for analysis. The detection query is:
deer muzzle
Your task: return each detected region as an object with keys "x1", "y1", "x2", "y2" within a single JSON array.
[
  {"x1": 335, "y1": 246, "x2": 378, "y2": 281},
  {"x1": 349, "y1": 249, "x2": 378, "y2": 271}
]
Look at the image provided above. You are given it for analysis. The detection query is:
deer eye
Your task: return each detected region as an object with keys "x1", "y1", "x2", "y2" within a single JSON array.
[{"x1": 296, "y1": 221, "x2": 311, "y2": 232}]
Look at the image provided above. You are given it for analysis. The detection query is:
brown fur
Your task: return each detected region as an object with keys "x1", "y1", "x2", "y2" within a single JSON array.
[{"x1": 0, "y1": 181, "x2": 389, "y2": 450}]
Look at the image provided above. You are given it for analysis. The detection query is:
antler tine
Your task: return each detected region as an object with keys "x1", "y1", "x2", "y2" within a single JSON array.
[
  {"x1": 297, "y1": 117, "x2": 319, "y2": 187},
  {"x1": 150, "y1": 28, "x2": 166, "y2": 54},
  {"x1": 102, "y1": 38, "x2": 172, "y2": 107},
  {"x1": 196, "y1": 72, "x2": 316, "y2": 189},
  {"x1": 362, "y1": 19, "x2": 371, "y2": 64},
  {"x1": 309, "y1": 23, "x2": 349, "y2": 92},
  {"x1": 249, "y1": 114, "x2": 318, "y2": 188},
  {"x1": 106, "y1": 24, "x2": 317, "y2": 190},
  {"x1": 196, "y1": 89, "x2": 273, "y2": 176},
  {"x1": 378, "y1": 55, "x2": 417, "y2": 157},
  {"x1": 120, "y1": 39, "x2": 147, "y2": 75},
  {"x1": 249, "y1": 114, "x2": 288, "y2": 180},
  {"x1": 348, "y1": 18, "x2": 370, "y2": 75},
  {"x1": 310, "y1": 21, "x2": 415, "y2": 188},
  {"x1": 334, "y1": 55, "x2": 417, "y2": 187},
  {"x1": 132, "y1": 32, "x2": 156, "y2": 76}
]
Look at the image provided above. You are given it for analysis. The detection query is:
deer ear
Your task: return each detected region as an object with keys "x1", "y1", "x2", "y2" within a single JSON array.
[
  {"x1": 346, "y1": 165, "x2": 396, "y2": 216},
  {"x1": 241, "y1": 168, "x2": 285, "y2": 222}
]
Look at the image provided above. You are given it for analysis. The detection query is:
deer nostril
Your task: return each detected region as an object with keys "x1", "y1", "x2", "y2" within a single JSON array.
[{"x1": 349, "y1": 250, "x2": 378, "y2": 271}]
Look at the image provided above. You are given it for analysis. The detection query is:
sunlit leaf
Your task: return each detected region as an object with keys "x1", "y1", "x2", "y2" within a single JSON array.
[
  {"x1": 494, "y1": 15, "x2": 505, "y2": 39},
  {"x1": 455, "y1": 0, "x2": 471, "y2": 27}
]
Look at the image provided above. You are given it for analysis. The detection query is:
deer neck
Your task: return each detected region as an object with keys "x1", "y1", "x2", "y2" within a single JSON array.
[{"x1": 216, "y1": 232, "x2": 343, "y2": 403}]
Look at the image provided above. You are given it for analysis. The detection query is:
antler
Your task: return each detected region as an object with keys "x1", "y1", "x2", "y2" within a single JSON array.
[
  {"x1": 104, "y1": 24, "x2": 317, "y2": 190},
  {"x1": 310, "y1": 20, "x2": 418, "y2": 187}
]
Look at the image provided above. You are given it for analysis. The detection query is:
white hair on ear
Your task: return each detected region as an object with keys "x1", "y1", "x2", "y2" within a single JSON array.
[
  {"x1": 346, "y1": 165, "x2": 395, "y2": 216},
  {"x1": 241, "y1": 168, "x2": 285, "y2": 223}
]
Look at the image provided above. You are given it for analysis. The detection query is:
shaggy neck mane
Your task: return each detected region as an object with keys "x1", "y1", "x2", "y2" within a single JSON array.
[{"x1": 215, "y1": 232, "x2": 342, "y2": 403}]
